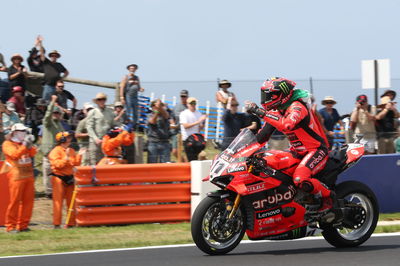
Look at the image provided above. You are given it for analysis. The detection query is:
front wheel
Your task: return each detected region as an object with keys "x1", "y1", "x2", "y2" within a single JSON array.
[
  {"x1": 322, "y1": 181, "x2": 379, "y2": 248},
  {"x1": 191, "y1": 196, "x2": 246, "y2": 255}
]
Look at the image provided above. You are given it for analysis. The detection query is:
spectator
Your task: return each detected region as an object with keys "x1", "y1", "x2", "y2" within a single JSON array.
[
  {"x1": 2, "y1": 123, "x2": 36, "y2": 233},
  {"x1": 0, "y1": 52, "x2": 9, "y2": 103},
  {"x1": 75, "y1": 103, "x2": 94, "y2": 166},
  {"x1": 119, "y1": 64, "x2": 144, "y2": 128},
  {"x1": 86, "y1": 93, "x2": 118, "y2": 165},
  {"x1": 244, "y1": 105, "x2": 262, "y2": 135},
  {"x1": 98, "y1": 126, "x2": 134, "y2": 165},
  {"x1": 220, "y1": 98, "x2": 247, "y2": 150},
  {"x1": 171, "y1": 90, "x2": 189, "y2": 161},
  {"x1": 1, "y1": 102, "x2": 21, "y2": 135},
  {"x1": 48, "y1": 131, "x2": 84, "y2": 229},
  {"x1": 179, "y1": 97, "x2": 207, "y2": 161},
  {"x1": 7, "y1": 86, "x2": 26, "y2": 119},
  {"x1": 25, "y1": 98, "x2": 47, "y2": 140},
  {"x1": 375, "y1": 96, "x2": 399, "y2": 154},
  {"x1": 395, "y1": 129, "x2": 400, "y2": 153},
  {"x1": 27, "y1": 36, "x2": 44, "y2": 73},
  {"x1": 7, "y1": 54, "x2": 27, "y2": 89},
  {"x1": 39, "y1": 37, "x2": 69, "y2": 101},
  {"x1": 41, "y1": 95, "x2": 64, "y2": 198},
  {"x1": 113, "y1": 101, "x2": 128, "y2": 125},
  {"x1": 0, "y1": 52, "x2": 6, "y2": 71},
  {"x1": 350, "y1": 95, "x2": 377, "y2": 154},
  {"x1": 216, "y1": 80, "x2": 237, "y2": 109},
  {"x1": 381, "y1": 89, "x2": 396, "y2": 101},
  {"x1": 52, "y1": 79, "x2": 77, "y2": 116},
  {"x1": 146, "y1": 99, "x2": 171, "y2": 163},
  {"x1": 319, "y1": 96, "x2": 343, "y2": 148}
]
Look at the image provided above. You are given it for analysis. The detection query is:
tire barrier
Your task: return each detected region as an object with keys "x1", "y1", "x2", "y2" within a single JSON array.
[{"x1": 74, "y1": 163, "x2": 191, "y2": 226}]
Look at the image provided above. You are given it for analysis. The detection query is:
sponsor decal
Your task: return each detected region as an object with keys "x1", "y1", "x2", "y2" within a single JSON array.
[
  {"x1": 220, "y1": 154, "x2": 234, "y2": 163},
  {"x1": 279, "y1": 82, "x2": 290, "y2": 94},
  {"x1": 247, "y1": 183, "x2": 266, "y2": 193},
  {"x1": 237, "y1": 144, "x2": 260, "y2": 157},
  {"x1": 287, "y1": 133, "x2": 298, "y2": 141},
  {"x1": 252, "y1": 185, "x2": 296, "y2": 210},
  {"x1": 264, "y1": 113, "x2": 280, "y2": 121},
  {"x1": 227, "y1": 163, "x2": 246, "y2": 173},
  {"x1": 291, "y1": 141, "x2": 303, "y2": 148},
  {"x1": 351, "y1": 150, "x2": 359, "y2": 155},
  {"x1": 308, "y1": 150, "x2": 326, "y2": 169},
  {"x1": 256, "y1": 208, "x2": 281, "y2": 219}
]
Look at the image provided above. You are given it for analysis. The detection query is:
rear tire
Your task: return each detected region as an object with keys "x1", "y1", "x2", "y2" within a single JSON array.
[
  {"x1": 191, "y1": 196, "x2": 246, "y2": 255},
  {"x1": 322, "y1": 181, "x2": 379, "y2": 248}
]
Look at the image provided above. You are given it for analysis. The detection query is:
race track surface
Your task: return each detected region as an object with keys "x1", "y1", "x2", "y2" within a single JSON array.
[{"x1": 1, "y1": 233, "x2": 399, "y2": 266}]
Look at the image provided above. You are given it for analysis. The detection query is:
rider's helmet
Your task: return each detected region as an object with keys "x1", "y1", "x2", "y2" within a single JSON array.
[
  {"x1": 261, "y1": 77, "x2": 296, "y2": 110},
  {"x1": 107, "y1": 127, "x2": 123, "y2": 138}
]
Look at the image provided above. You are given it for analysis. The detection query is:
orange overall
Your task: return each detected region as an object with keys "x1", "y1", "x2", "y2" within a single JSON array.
[
  {"x1": 2, "y1": 140, "x2": 37, "y2": 232},
  {"x1": 48, "y1": 146, "x2": 82, "y2": 226},
  {"x1": 97, "y1": 131, "x2": 134, "y2": 165}
]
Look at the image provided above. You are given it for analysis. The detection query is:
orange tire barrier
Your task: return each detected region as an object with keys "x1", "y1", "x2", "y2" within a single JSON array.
[
  {"x1": 74, "y1": 163, "x2": 191, "y2": 226},
  {"x1": 0, "y1": 162, "x2": 10, "y2": 226}
]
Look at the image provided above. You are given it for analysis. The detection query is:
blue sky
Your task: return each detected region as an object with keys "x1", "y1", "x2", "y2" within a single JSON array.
[{"x1": 1, "y1": 0, "x2": 399, "y2": 112}]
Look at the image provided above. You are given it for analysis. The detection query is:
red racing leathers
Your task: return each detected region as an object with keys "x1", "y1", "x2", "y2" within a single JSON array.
[{"x1": 255, "y1": 100, "x2": 332, "y2": 201}]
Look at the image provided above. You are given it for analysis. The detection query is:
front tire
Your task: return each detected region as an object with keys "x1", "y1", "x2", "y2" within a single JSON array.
[
  {"x1": 191, "y1": 196, "x2": 246, "y2": 255},
  {"x1": 322, "y1": 181, "x2": 379, "y2": 248}
]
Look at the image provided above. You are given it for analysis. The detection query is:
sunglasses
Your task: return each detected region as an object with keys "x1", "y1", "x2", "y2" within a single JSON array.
[
  {"x1": 96, "y1": 98, "x2": 106, "y2": 101},
  {"x1": 325, "y1": 101, "x2": 335, "y2": 104},
  {"x1": 189, "y1": 102, "x2": 197, "y2": 105},
  {"x1": 231, "y1": 104, "x2": 239, "y2": 107}
]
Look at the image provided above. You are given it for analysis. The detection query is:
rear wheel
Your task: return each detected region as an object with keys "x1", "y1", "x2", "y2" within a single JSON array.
[
  {"x1": 191, "y1": 196, "x2": 246, "y2": 255},
  {"x1": 322, "y1": 181, "x2": 379, "y2": 248}
]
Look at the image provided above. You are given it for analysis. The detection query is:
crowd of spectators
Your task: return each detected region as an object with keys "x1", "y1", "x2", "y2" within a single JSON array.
[{"x1": 0, "y1": 37, "x2": 400, "y2": 231}]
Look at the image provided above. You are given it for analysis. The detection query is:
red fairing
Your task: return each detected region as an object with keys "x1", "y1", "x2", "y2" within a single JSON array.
[{"x1": 346, "y1": 144, "x2": 364, "y2": 164}]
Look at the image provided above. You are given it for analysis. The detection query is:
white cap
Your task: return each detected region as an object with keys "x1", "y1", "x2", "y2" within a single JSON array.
[
  {"x1": 83, "y1": 102, "x2": 94, "y2": 110},
  {"x1": 11, "y1": 123, "x2": 28, "y2": 132}
]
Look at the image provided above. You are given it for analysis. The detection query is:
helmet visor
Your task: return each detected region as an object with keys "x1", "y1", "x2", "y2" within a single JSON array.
[{"x1": 261, "y1": 89, "x2": 273, "y2": 105}]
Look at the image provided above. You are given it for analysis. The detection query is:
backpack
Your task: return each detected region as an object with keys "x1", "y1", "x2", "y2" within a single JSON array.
[{"x1": 185, "y1": 133, "x2": 206, "y2": 152}]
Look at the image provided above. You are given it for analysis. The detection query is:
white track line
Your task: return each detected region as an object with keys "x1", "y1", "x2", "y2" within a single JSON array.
[{"x1": 1, "y1": 232, "x2": 399, "y2": 260}]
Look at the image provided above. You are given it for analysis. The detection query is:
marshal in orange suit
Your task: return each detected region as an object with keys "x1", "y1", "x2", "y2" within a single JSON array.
[
  {"x1": 97, "y1": 127, "x2": 134, "y2": 165},
  {"x1": 2, "y1": 123, "x2": 37, "y2": 233},
  {"x1": 48, "y1": 131, "x2": 84, "y2": 228}
]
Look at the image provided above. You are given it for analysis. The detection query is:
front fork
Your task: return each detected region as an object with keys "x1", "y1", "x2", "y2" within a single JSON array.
[{"x1": 228, "y1": 194, "x2": 241, "y2": 219}]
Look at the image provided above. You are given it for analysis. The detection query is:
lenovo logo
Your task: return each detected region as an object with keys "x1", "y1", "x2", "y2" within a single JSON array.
[{"x1": 256, "y1": 208, "x2": 281, "y2": 219}]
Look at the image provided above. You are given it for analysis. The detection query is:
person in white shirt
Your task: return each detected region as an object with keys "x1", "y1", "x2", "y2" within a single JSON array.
[{"x1": 179, "y1": 97, "x2": 207, "y2": 161}]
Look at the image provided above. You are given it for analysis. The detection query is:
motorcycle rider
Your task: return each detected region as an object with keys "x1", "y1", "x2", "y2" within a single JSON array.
[{"x1": 247, "y1": 77, "x2": 334, "y2": 213}]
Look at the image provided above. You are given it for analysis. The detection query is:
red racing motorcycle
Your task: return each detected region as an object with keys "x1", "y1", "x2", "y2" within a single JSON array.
[{"x1": 191, "y1": 129, "x2": 379, "y2": 255}]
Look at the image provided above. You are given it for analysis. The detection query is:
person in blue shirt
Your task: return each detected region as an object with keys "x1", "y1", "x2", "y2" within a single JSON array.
[
  {"x1": 318, "y1": 96, "x2": 343, "y2": 149},
  {"x1": 220, "y1": 98, "x2": 247, "y2": 150}
]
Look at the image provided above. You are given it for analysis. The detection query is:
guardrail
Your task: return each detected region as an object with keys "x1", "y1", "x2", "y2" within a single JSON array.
[{"x1": 74, "y1": 163, "x2": 191, "y2": 226}]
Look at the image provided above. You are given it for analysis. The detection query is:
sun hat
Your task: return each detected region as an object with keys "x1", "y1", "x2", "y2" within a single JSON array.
[
  {"x1": 93, "y1": 92, "x2": 107, "y2": 102},
  {"x1": 10, "y1": 53, "x2": 23, "y2": 61},
  {"x1": 48, "y1": 50, "x2": 61, "y2": 58},
  {"x1": 187, "y1": 97, "x2": 198, "y2": 104},
  {"x1": 219, "y1": 80, "x2": 232, "y2": 88},
  {"x1": 321, "y1": 96, "x2": 337, "y2": 105}
]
